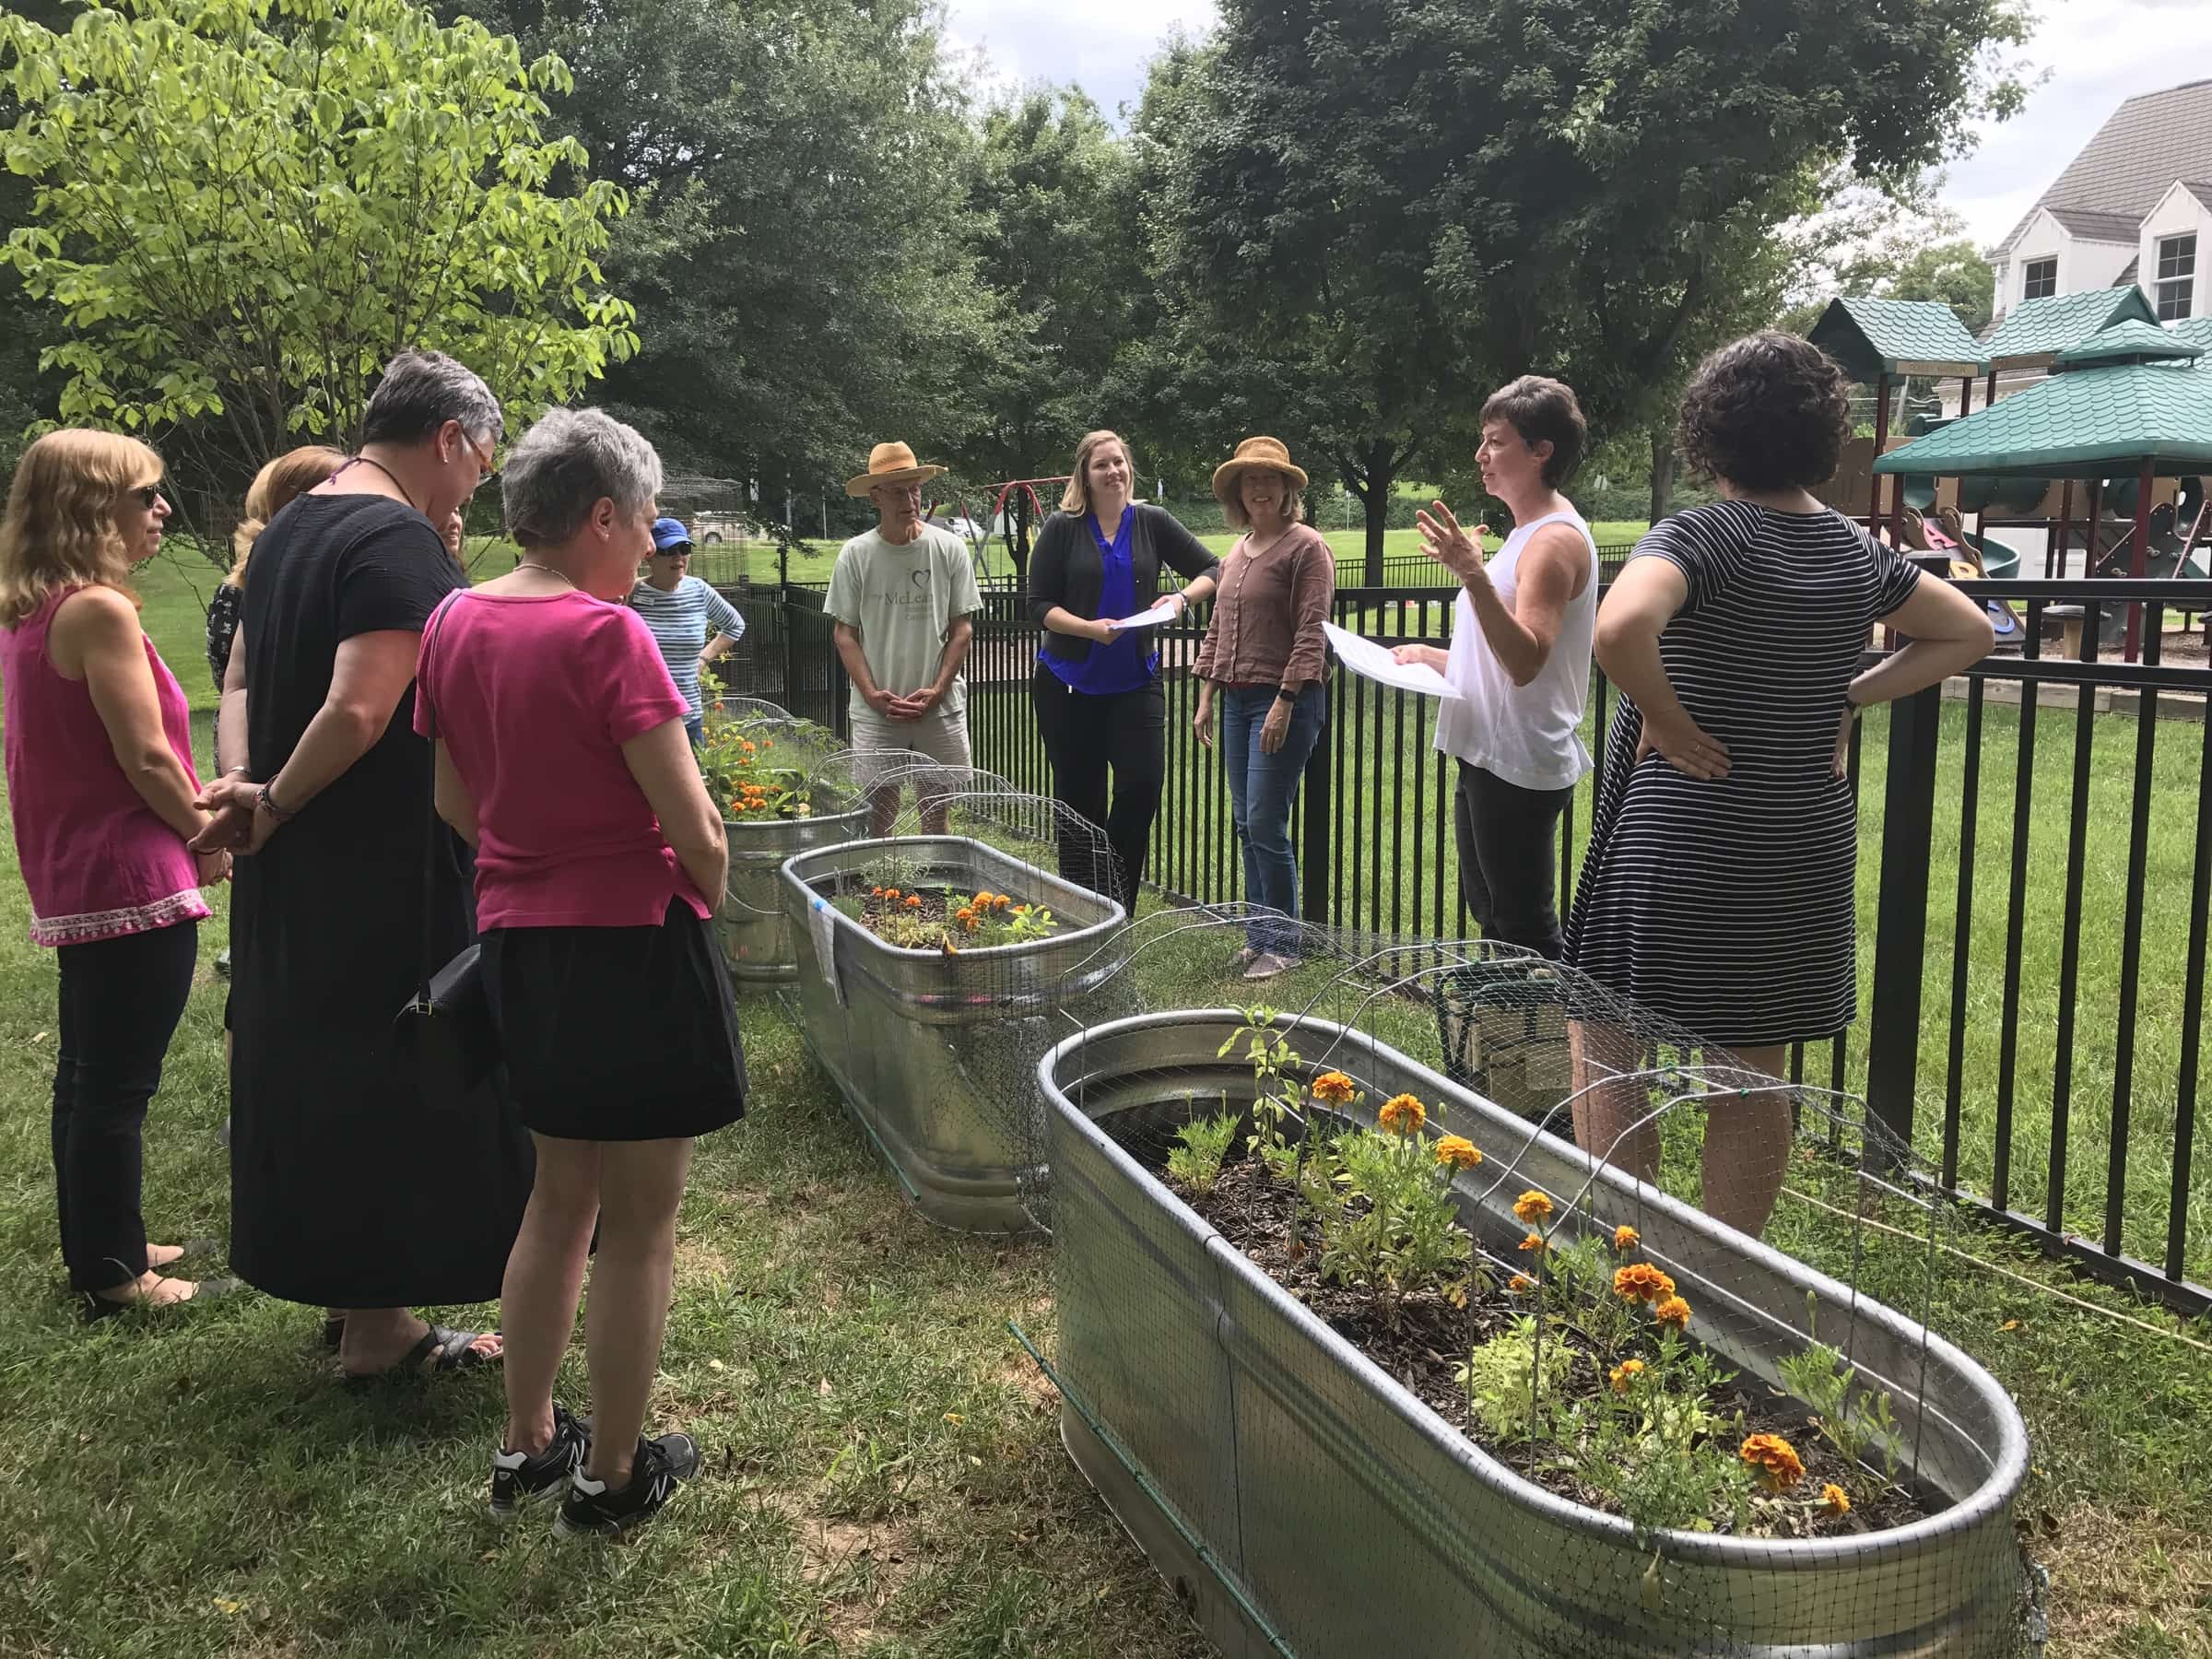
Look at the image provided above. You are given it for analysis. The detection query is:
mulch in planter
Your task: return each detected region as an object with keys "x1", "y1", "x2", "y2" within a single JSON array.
[{"x1": 1177, "y1": 1154, "x2": 1931, "y2": 1540}]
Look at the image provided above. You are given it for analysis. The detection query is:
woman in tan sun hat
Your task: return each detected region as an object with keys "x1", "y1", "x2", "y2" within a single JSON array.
[
  {"x1": 825, "y1": 441, "x2": 981, "y2": 835},
  {"x1": 1194, "y1": 436, "x2": 1334, "y2": 978},
  {"x1": 1028, "y1": 429, "x2": 1219, "y2": 912}
]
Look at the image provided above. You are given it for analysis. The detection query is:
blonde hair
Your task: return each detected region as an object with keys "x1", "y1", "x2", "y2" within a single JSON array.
[
  {"x1": 229, "y1": 444, "x2": 348, "y2": 587},
  {"x1": 1060, "y1": 429, "x2": 1136, "y2": 517},
  {"x1": 0, "y1": 429, "x2": 162, "y2": 628},
  {"x1": 1221, "y1": 469, "x2": 1308, "y2": 531}
]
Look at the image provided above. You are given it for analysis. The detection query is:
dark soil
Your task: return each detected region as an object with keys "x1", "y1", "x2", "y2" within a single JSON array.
[{"x1": 1178, "y1": 1156, "x2": 1930, "y2": 1539}]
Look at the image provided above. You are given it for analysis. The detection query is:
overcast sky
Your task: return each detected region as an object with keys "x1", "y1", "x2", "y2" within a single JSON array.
[{"x1": 939, "y1": 0, "x2": 2212, "y2": 249}]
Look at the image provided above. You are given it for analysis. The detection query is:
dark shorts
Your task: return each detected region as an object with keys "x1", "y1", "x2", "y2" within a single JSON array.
[{"x1": 482, "y1": 898, "x2": 747, "y2": 1142}]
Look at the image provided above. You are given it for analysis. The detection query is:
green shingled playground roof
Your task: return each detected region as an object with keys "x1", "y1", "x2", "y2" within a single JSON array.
[
  {"x1": 2171, "y1": 315, "x2": 2212, "y2": 358},
  {"x1": 2052, "y1": 318, "x2": 2206, "y2": 367},
  {"x1": 1806, "y1": 296, "x2": 1988, "y2": 381},
  {"x1": 1981, "y1": 286, "x2": 2159, "y2": 368},
  {"x1": 1874, "y1": 357, "x2": 2212, "y2": 478}
]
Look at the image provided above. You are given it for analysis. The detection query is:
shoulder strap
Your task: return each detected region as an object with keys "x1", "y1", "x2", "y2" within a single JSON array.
[{"x1": 414, "y1": 592, "x2": 463, "y2": 996}]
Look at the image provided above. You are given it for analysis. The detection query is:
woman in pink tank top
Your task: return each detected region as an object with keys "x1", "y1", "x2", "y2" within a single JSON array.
[{"x1": 0, "y1": 430, "x2": 235, "y2": 1319}]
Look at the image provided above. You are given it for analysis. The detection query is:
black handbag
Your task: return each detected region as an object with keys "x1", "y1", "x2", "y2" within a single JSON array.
[{"x1": 392, "y1": 594, "x2": 500, "y2": 1105}]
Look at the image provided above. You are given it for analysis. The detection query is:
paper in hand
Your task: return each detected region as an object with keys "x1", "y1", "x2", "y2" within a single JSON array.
[
  {"x1": 1106, "y1": 597, "x2": 1181, "y2": 632},
  {"x1": 1323, "y1": 621, "x2": 1461, "y2": 699}
]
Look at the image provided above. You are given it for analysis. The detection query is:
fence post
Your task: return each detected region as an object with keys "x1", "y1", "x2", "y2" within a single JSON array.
[
  {"x1": 1300, "y1": 686, "x2": 1335, "y2": 927},
  {"x1": 1864, "y1": 682, "x2": 1942, "y2": 1165},
  {"x1": 781, "y1": 589, "x2": 799, "y2": 724}
]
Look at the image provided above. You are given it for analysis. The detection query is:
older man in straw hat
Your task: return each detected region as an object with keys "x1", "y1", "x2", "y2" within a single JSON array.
[{"x1": 825, "y1": 441, "x2": 982, "y2": 834}]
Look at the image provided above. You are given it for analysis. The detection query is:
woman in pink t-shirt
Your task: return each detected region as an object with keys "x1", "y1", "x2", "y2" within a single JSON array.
[
  {"x1": 0, "y1": 430, "x2": 235, "y2": 1319},
  {"x1": 416, "y1": 408, "x2": 740, "y2": 1539}
]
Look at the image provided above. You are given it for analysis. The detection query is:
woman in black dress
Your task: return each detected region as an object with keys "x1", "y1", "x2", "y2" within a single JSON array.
[
  {"x1": 196, "y1": 349, "x2": 532, "y2": 1377},
  {"x1": 1565, "y1": 333, "x2": 1993, "y2": 1236},
  {"x1": 1028, "y1": 429, "x2": 1218, "y2": 912}
]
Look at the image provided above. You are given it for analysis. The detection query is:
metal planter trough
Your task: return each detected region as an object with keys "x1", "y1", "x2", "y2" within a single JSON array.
[
  {"x1": 782, "y1": 835, "x2": 1126, "y2": 1232},
  {"x1": 1037, "y1": 1010, "x2": 2030, "y2": 1657},
  {"x1": 720, "y1": 799, "x2": 871, "y2": 989}
]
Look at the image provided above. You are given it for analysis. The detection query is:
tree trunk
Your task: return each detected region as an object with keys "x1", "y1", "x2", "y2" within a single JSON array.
[
  {"x1": 1647, "y1": 426, "x2": 1677, "y2": 527},
  {"x1": 1362, "y1": 441, "x2": 1395, "y2": 585}
]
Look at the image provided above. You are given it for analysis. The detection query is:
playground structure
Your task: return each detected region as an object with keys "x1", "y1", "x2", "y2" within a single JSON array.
[
  {"x1": 1811, "y1": 294, "x2": 2212, "y2": 663},
  {"x1": 925, "y1": 475, "x2": 1073, "y2": 589}
]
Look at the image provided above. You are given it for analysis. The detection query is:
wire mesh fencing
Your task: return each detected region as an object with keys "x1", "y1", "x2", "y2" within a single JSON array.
[{"x1": 1014, "y1": 915, "x2": 2037, "y2": 1656}]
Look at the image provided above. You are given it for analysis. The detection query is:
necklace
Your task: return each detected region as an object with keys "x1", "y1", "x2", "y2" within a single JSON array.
[
  {"x1": 515, "y1": 561, "x2": 576, "y2": 588},
  {"x1": 341, "y1": 455, "x2": 418, "y2": 511}
]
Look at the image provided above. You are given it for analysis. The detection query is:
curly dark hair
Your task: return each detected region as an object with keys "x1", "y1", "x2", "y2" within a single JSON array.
[{"x1": 1675, "y1": 332, "x2": 1851, "y2": 492}]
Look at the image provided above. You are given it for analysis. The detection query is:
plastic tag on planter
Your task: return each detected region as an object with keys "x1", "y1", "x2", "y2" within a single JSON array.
[{"x1": 807, "y1": 895, "x2": 843, "y2": 1006}]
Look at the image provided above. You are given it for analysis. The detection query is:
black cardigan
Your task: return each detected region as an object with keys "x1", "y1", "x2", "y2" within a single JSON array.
[{"x1": 1028, "y1": 503, "x2": 1221, "y2": 664}]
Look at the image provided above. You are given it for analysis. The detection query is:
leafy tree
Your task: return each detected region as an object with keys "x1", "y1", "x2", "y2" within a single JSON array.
[
  {"x1": 1782, "y1": 192, "x2": 1995, "y2": 335},
  {"x1": 460, "y1": 0, "x2": 1006, "y2": 516},
  {"x1": 0, "y1": 0, "x2": 636, "y2": 538},
  {"x1": 1137, "y1": 0, "x2": 2028, "y2": 578}
]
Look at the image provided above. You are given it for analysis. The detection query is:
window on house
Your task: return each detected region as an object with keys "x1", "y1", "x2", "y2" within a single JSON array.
[
  {"x1": 2156, "y1": 233, "x2": 2196, "y2": 321},
  {"x1": 2023, "y1": 257, "x2": 2057, "y2": 300}
]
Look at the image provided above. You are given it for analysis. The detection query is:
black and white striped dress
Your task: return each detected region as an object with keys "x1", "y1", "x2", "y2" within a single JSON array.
[{"x1": 1564, "y1": 501, "x2": 1923, "y2": 1048}]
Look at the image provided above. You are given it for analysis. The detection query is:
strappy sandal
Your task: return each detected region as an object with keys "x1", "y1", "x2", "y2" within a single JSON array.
[{"x1": 340, "y1": 1324, "x2": 501, "y2": 1387}]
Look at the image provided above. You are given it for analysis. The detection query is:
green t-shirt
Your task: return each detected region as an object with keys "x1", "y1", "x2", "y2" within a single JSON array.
[{"x1": 823, "y1": 524, "x2": 983, "y2": 720}]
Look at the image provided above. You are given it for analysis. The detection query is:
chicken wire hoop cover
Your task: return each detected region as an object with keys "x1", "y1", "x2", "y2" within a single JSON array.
[
  {"x1": 1021, "y1": 912, "x2": 2035, "y2": 1657},
  {"x1": 700, "y1": 706, "x2": 869, "y2": 988},
  {"x1": 776, "y1": 768, "x2": 1128, "y2": 1232}
]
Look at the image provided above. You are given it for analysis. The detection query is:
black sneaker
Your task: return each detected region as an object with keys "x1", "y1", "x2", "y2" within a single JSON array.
[
  {"x1": 555, "y1": 1431, "x2": 700, "y2": 1538},
  {"x1": 488, "y1": 1406, "x2": 590, "y2": 1520}
]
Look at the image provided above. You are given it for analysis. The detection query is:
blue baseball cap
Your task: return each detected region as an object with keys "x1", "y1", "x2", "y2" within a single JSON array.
[{"x1": 650, "y1": 517, "x2": 694, "y2": 552}]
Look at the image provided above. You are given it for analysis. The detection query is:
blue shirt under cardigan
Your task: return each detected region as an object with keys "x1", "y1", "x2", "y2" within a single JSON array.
[{"x1": 1040, "y1": 506, "x2": 1156, "y2": 696}]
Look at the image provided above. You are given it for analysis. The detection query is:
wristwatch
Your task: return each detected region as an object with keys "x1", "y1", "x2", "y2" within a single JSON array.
[{"x1": 1274, "y1": 686, "x2": 1300, "y2": 705}]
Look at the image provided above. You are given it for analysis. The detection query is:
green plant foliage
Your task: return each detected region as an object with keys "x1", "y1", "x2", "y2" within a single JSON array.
[
  {"x1": 1457, "y1": 1316, "x2": 1576, "y2": 1444},
  {"x1": 1164, "y1": 1104, "x2": 1240, "y2": 1196},
  {"x1": 0, "y1": 0, "x2": 637, "y2": 514}
]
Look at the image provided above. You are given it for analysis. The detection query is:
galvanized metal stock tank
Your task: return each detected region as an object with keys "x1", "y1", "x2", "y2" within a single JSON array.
[
  {"x1": 782, "y1": 836, "x2": 1126, "y2": 1232},
  {"x1": 1038, "y1": 1011, "x2": 2030, "y2": 1657},
  {"x1": 720, "y1": 798, "x2": 872, "y2": 989}
]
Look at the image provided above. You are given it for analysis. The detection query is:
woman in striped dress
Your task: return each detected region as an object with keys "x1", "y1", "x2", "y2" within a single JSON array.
[{"x1": 1565, "y1": 332, "x2": 1993, "y2": 1235}]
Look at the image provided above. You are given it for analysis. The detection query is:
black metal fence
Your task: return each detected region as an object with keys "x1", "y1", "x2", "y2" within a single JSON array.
[{"x1": 714, "y1": 574, "x2": 2212, "y2": 1316}]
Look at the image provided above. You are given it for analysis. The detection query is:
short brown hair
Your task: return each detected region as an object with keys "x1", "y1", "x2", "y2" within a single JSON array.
[
  {"x1": 1479, "y1": 376, "x2": 1586, "y2": 488},
  {"x1": 1060, "y1": 429, "x2": 1135, "y2": 517},
  {"x1": 1221, "y1": 470, "x2": 1308, "y2": 530},
  {"x1": 229, "y1": 444, "x2": 349, "y2": 587},
  {"x1": 0, "y1": 429, "x2": 162, "y2": 627},
  {"x1": 1676, "y1": 332, "x2": 1850, "y2": 491}
]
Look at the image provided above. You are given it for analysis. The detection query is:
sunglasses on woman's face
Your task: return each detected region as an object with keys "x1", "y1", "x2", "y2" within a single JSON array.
[{"x1": 128, "y1": 485, "x2": 164, "y2": 509}]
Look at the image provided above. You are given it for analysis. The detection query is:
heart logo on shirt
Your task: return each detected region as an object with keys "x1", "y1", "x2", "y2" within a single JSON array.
[{"x1": 910, "y1": 568, "x2": 931, "y2": 592}]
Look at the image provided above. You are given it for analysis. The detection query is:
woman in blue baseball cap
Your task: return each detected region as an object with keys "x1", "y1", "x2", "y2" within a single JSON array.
[{"x1": 629, "y1": 518, "x2": 745, "y2": 745}]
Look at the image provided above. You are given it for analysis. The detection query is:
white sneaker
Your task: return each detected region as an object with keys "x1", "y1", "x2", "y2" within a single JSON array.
[{"x1": 1243, "y1": 951, "x2": 1296, "y2": 981}]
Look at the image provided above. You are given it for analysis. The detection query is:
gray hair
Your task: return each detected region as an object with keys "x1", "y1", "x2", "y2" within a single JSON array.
[
  {"x1": 500, "y1": 407, "x2": 663, "y2": 548},
  {"x1": 360, "y1": 349, "x2": 502, "y2": 449}
]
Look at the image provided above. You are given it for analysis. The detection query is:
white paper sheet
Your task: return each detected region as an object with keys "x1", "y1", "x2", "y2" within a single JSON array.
[
  {"x1": 1105, "y1": 598, "x2": 1182, "y2": 632},
  {"x1": 1323, "y1": 621, "x2": 1461, "y2": 699},
  {"x1": 807, "y1": 896, "x2": 844, "y2": 1005}
]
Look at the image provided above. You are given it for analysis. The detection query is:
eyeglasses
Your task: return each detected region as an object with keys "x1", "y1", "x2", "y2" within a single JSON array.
[
  {"x1": 128, "y1": 485, "x2": 164, "y2": 509},
  {"x1": 458, "y1": 430, "x2": 499, "y2": 484}
]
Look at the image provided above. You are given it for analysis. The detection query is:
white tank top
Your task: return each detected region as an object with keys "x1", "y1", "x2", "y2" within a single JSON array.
[{"x1": 1431, "y1": 507, "x2": 1598, "y2": 792}]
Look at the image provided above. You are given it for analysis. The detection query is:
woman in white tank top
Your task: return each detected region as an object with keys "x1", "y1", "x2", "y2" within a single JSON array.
[{"x1": 1392, "y1": 376, "x2": 1596, "y2": 958}]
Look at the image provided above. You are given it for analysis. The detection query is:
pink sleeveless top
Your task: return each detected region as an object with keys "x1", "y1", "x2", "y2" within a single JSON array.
[{"x1": 2, "y1": 588, "x2": 210, "y2": 947}]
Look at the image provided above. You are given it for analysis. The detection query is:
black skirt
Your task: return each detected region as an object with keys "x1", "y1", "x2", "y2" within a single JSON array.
[{"x1": 482, "y1": 898, "x2": 747, "y2": 1141}]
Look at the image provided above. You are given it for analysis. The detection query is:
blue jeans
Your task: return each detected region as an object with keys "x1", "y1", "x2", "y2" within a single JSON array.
[
  {"x1": 1219, "y1": 684, "x2": 1325, "y2": 954},
  {"x1": 685, "y1": 714, "x2": 704, "y2": 749}
]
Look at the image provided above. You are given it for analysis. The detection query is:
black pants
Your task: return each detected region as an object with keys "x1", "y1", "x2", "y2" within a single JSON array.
[
  {"x1": 1030, "y1": 665, "x2": 1165, "y2": 915},
  {"x1": 52, "y1": 921, "x2": 199, "y2": 1292},
  {"x1": 1453, "y1": 761, "x2": 1574, "y2": 961}
]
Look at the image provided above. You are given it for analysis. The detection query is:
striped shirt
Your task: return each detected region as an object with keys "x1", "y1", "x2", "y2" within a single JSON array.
[{"x1": 627, "y1": 576, "x2": 744, "y2": 716}]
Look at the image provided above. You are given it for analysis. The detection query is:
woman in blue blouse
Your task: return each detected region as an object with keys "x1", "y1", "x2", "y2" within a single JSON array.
[{"x1": 1027, "y1": 429, "x2": 1219, "y2": 912}]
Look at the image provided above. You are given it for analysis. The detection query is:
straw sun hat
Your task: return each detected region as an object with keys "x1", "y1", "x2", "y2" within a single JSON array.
[
  {"x1": 845, "y1": 441, "x2": 947, "y2": 498},
  {"x1": 1211, "y1": 435, "x2": 1309, "y2": 504}
]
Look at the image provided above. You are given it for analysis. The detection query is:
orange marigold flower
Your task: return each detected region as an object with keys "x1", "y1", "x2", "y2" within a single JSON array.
[
  {"x1": 960, "y1": 912, "x2": 981, "y2": 933},
  {"x1": 1508, "y1": 1274, "x2": 1534, "y2": 1292},
  {"x1": 1818, "y1": 1483, "x2": 1852, "y2": 1518},
  {"x1": 883, "y1": 888, "x2": 901, "y2": 901},
  {"x1": 1517, "y1": 1231, "x2": 1546, "y2": 1254},
  {"x1": 870, "y1": 887, "x2": 886, "y2": 899},
  {"x1": 1512, "y1": 1189, "x2": 1554, "y2": 1227},
  {"x1": 1613, "y1": 1224, "x2": 1641, "y2": 1253},
  {"x1": 993, "y1": 893, "x2": 1012, "y2": 911},
  {"x1": 1433, "y1": 1135, "x2": 1482, "y2": 1171},
  {"x1": 1312, "y1": 1071, "x2": 1357, "y2": 1105},
  {"x1": 1653, "y1": 1295, "x2": 1691, "y2": 1331},
  {"x1": 1613, "y1": 1264, "x2": 1677, "y2": 1304},
  {"x1": 1739, "y1": 1434, "x2": 1805, "y2": 1493},
  {"x1": 904, "y1": 895, "x2": 923, "y2": 909},
  {"x1": 1608, "y1": 1359, "x2": 1644, "y2": 1394},
  {"x1": 1376, "y1": 1093, "x2": 1426, "y2": 1135},
  {"x1": 955, "y1": 907, "x2": 976, "y2": 923}
]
